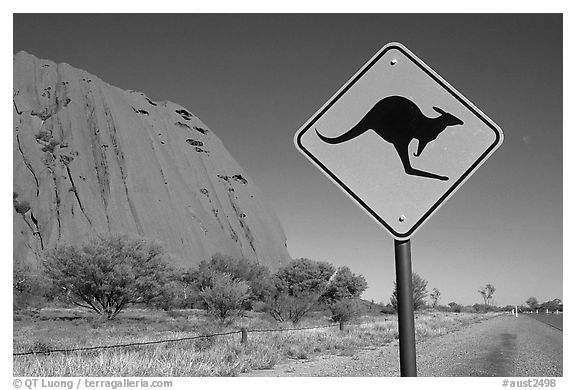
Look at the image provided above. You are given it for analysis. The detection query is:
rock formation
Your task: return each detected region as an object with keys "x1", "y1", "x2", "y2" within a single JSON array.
[{"x1": 13, "y1": 51, "x2": 290, "y2": 270}]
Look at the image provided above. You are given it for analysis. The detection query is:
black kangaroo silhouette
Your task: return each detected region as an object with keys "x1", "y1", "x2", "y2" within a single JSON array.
[{"x1": 316, "y1": 95, "x2": 464, "y2": 181}]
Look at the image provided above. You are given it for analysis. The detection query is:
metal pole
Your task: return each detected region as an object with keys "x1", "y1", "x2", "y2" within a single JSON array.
[{"x1": 394, "y1": 239, "x2": 417, "y2": 377}]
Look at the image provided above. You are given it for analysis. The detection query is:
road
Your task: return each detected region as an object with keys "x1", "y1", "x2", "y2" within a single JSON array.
[
  {"x1": 523, "y1": 313, "x2": 562, "y2": 331},
  {"x1": 243, "y1": 315, "x2": 562, "y2": 377}
]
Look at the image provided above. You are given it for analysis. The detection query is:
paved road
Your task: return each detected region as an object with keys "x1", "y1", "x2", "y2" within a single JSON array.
[
  {"x1": 243, "y1": 315, "x2": 562, "y2": 377},
  {"x1": 523, "y1": 313, "x2": 562, "y2": 331}
]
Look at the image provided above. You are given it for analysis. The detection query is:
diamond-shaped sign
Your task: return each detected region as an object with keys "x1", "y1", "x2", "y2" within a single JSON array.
[{"x1": 294, "y1": 42, "x2": 503, "y2": 240}]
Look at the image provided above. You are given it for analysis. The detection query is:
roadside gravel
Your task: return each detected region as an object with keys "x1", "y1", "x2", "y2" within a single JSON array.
[{"x1": 242, "y1": 314, "x2": 562, "y2": 377}]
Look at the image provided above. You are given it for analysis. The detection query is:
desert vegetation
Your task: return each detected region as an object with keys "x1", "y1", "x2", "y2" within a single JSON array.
[
  {"x1": 13, "y1": 307, "x2": 498, "y2": 376},
  {"x1": 523, "y1": 297, "x2": 562, "y2": 313},
  {"x1": 14, "y1": 233, "x2": 509, "y2": 376}
]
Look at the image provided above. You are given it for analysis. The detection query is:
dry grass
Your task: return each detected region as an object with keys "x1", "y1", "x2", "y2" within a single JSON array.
[{"x1": 13, "y1": 307, "x2": 500, "y2": 376}]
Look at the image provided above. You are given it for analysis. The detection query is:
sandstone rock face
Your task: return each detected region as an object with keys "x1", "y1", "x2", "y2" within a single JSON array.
[{"x1": 13, "y1": 51, "x2": 290, "y2": 270}]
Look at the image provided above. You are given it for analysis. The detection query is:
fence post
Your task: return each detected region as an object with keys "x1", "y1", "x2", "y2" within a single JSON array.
[
  {"x1": 339, "y1": 321, "x2": 345, "y2": 332},
  {"x1": 240, "y1": 327, "x2": 248, "y2": 344}
]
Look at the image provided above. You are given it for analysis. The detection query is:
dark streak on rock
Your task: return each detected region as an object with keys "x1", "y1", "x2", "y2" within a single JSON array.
[
  {"x1": 30, "y1": 211, "x2": 44, "y2": 250},
  {"x1": 132, "y1": 107, "x2": 149, "y2": 115},
  {"x1": 51, "y1": 171, "x2": 62, "y2": 240},
  {"x1": 13, "y1": 100, "x2": 22, "y2": 115},
  {"x1": 103, "y1": 100, "x2": 143, "y2": 235},
  {"x1": 16, "y1": 130, "x2": 40, "y2": 197},
  {"x1": 86, "y1": 94, "x2": 110, "y2": 224},
  {"x1": 66, "y1": 165, "x2": 94, "y2": 229}
]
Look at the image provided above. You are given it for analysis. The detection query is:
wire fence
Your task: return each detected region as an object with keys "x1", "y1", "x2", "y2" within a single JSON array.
[{"x1": 13, "y1": 322, "x2": 346, "y2": 357}]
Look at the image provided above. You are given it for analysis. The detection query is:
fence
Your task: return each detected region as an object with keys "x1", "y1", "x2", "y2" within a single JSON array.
[{"x1": 13, "y1": 323, "x2": 344, "y2": 357}]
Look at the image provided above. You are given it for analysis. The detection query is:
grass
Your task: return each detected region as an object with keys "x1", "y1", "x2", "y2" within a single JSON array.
[{"x1": 13, "y1": 307, "x2": 501, "y2": 376}]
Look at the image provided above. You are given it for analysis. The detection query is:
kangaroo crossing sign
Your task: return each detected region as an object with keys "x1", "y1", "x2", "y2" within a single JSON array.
[{"x1": 294, "y1": 42, "x2": 503, "y2": 240}]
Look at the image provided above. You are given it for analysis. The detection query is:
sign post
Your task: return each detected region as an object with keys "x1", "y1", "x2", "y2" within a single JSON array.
[
  {"x1": 294, "y1": 42, "x2": 503, "y2": 377},
  {"x1": 394, "y1": 239, "x2": 417, "y2": 376}
]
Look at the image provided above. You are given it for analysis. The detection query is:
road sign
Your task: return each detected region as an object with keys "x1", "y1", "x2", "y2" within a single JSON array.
[{"x1": 294, "y1": 42, "x2": 503, "y2": 240}]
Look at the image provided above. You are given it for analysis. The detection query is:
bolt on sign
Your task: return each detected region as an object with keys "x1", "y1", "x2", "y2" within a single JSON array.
[{"x1": 294, "y1": 42, "x2": 503, "y2": 240}]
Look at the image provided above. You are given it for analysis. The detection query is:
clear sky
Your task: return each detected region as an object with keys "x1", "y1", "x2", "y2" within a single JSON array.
[{"x1": 13, "y1": 14, "x2": 562, "y2": 306}]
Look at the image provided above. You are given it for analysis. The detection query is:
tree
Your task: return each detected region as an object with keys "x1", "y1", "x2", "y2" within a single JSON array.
[
  {"x1": 540, "y1": 298, "x2": 562, "y2": 312},
  {"x1": 526, "y1": 297, "x2": 539, "y2": 310},
  {"x1": 390, "y1": 272, "x2": 428, "y2": 311},
  {"x1": 199, "y1": 271, "x2": 250, "y2": 322},
  {"x1": 448, "y1": 302, "x2": 462, "y2": 313},
  {"x1": 191, "y1": 254, "x2": 274, "y2": 308},
  {"x1": 472, "y1": 303, "x2": 490, "y2": 313},
  {"x1": 320, "y1": 266, "x2": 368, "y2": 305},
  {"x1": 430, "y1": 287, "x2": 441, "y2": 308},
  {"x1": 329, "y1": 298, "x2": 363, "y2": 327},
  {"x1": 43, "y1": 234, "x2": 175, "y2": 319},
  {"x1": 478, "y1": 284, "x2": 496, "y2": 305},
  {"x1": 260, "y1": 258, "x2": 335, "y2": 323},
  {"x1": 276, "y1": 258, "x2": 336, "y2": 295}
]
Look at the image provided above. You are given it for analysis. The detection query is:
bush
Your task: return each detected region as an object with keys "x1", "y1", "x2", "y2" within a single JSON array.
[
  {"x1": 448, "y1": 302, "x2": 462, "y2": 313},
  {"x1": 42, "y1": 234, "x2": 176, "y2": 319},
  {"x1": 276, "y1": 258, "x2": 335, "y2": 295},
  {"x1": 462, "y1": 305, "x2": 476, "y2": 313},
  {"x1": 472, "y1": 303, "x2": 492, "y2": 313},
  {"x1": 436, "y1": 305, "x2": 452, "y2": 312},
  {"x1": 13, "y1": 262, "x2": 54, "y2": 310},
  {"x1": 329, "y1": 298, "x2": 363, "y2": 324},
  {"x1": 259, "y1": 258, "x2": 335, "y2": 324},
  {"x1": 320, "y1": 266, "x2": 367, "y2": 305},
  {"x1": 540, "y1": 299, "x2": 562, "y2": 312},
  {"x1": 256, "y1": 287, "x2": 321, "y2": 324},
  {"x1": 186, "y1": 254, "x2": 274, "y2": 309},
  {"x1": 199, "y1": 271, "x2": 250, "y2": 322}
]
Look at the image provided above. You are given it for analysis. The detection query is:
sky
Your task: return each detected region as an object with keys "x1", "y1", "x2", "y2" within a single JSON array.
[{"x1": 12, "y1": 13, "x2": 563, "y2": 306}]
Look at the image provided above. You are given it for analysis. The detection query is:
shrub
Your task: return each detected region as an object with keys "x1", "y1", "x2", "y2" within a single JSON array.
[
  {"x1": 472, "y1": 303, "x2": 491, "y2": 313},
  {"x1": 186, "y1": 254, "x2": 274, "y2": 309},
  {"x1": 320, "y1": 266, "x2": 367, "y2": 305},
  {"x1": 256, "y1": 287, "x2": 321, "y2": 324},
  {"x1": 260, "y1": 258, "x2": 335, "y2": 324},
  {"x1": 526, "y1": 297, "x2": 539, "y2": 310},
  {"x1": 329, "y1": 298, "x2": 363, "y2": 325},
  {"x1": 13, "y1": 262, "x2": 54, "y2": 310},
  {"x1": 540, "y1": 298, "x2": 562, "y2": 312},
  {"x1": 199, "y1": 271, "x2": 250, "y2": 322},
  {"x1": 42, "y1": 234, "x2": 176, "y2": 319},
  {"x1": 448, "y1": 302, "x2": 462, "y2": 313}
]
